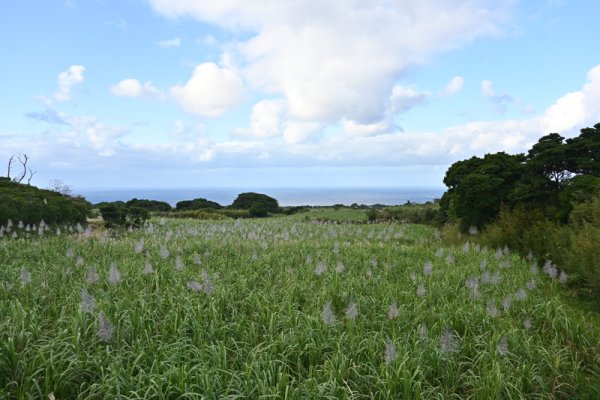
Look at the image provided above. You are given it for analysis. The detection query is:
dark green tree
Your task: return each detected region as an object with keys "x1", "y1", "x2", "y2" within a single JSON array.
[
  {"x1": 99, "y1": 203, "x2": 126, "y2": 228},
  {"x1": 526, "y1": 133, "x2": 571, "y2": 192},
  {"x1": 248, "y1": 203, "x2": 268, "y2": 218},
  {"x1": 126, "y1": 198, "x2": 171, "y2": 212},
  {"x1": 126, "y1": 206, "x2": 150, "y2": 228},
  {"x1": 440, "y1": 152, "x2": 524, "y2": 230},
  {"x1": 566, "y1": 123, "x2": 600, "y2": 176},
  {"x1": 231, "y1": 192, "x2": 279, "y2": 213},
  {"x1": 176, "y1": 198, "x2": 222, "y2": 211}
]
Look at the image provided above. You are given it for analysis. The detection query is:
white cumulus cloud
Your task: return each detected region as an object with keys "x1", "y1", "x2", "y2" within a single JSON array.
[
  {"x1": 110, "y1": 79, "x2": 160, "y2": 97},
  {"x1": 170, "y1": 62, "x2": 245, "y2": 117},
  {"x1": 148, "y1": 0, "x2": 511, "y2": 124},
  {"x1": 540, "y1": 64, "x2": 600, "y2": 134},
  {"x1": 439, "y1": 76, "x2": 465, "y2": 96},
  {"x1": 242, "y1": 99, "x2": 286, "y2": 138},
  {"x1": 54, "y1": 65, "x2": 85, "y2": 101}
]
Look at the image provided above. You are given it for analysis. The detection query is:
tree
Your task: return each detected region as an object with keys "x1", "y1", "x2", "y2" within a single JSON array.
[
  {"x1": 566, "y1": 123, "x2": 600, "y2": 176},
  {"x1": 440, "y1": 152, "x2": 524, "y2": 230},
  {"x1": 6, "y1": 154, "x2": 35, "y2": 184},
  {"x1": 176, "y1": 198, "x2": 222, "y2": 211},
  {"x1": 99, "y1": 204, "x2": 126, "y2": 228},
  {"x1": 249, "y1": 203, "x2": 268, "y2": 218},
  {"x1": 49, "y1": 179, "x2": 73, "y2": 196},
  {"x1": 126, "y1": 206, "x2": 150, "y2": 228},
  {"x1": 231, "y1": 192, "x2": 279, "y2": 213},
  {"x1": 0, "y1": 179, "x2": 90, "y2": 227},
  {"x1": 126, "y1": 198, "x2": 171, "y2": 212},
  {"x1": 526, "y1": 133, "x2": 571, "y2": 192}
]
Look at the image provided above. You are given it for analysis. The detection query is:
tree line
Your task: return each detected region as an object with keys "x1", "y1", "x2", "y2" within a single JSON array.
[
  {"x1": 98, "y1": 192, "x2": 281, "y2": 228},
  {"x1": 439, "y1": 123, "x2": 600, "y2": 298},
  {"x1": 439, "y1": 123, "x2": 600, "y2": 230}
]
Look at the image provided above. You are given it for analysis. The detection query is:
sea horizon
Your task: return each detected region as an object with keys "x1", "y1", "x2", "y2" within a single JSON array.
[{"x1": 76, "y1": 187, "x2": 445, "y2": 207}]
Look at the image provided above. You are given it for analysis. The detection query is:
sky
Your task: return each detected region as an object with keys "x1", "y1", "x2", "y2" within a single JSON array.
[{"x1": 1, "y1": 0, "x2": 600, "y2": 191}]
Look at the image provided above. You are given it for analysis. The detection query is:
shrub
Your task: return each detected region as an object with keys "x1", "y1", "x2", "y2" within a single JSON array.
[
  {"x1": 126, "y1": 206, "x2": 150, "y2": 228},
  {"x1": 231, "y1": 192, "x2": 279, "y2": 213},
  {"x1": 99, "y1": 203, "x2": 150, "y2": 228},
  {"x1": 0, "y1": 180, "x2": 90, "y2": 227},
  {"x1": 249, "y1": 203, "x2": 268, "y2": 218},
  {"x1": 99, "y1": 203, "x2": 126, "y2": 228},
  {"x1": 175, "y1": 198, "x2": 222, "y2": 211},
  {"x1": 126, "y1": 198, "x2": 172, "y2": 212}
]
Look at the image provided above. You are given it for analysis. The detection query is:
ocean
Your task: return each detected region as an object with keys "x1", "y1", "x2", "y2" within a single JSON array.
[{"x1": 77, "y1": 187, "x2": 445, "y2": 207}]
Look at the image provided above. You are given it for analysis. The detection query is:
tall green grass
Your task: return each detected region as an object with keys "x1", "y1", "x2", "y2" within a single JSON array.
[{"x1": 1, "y1": 219, "x2": 599, "y2": 398}]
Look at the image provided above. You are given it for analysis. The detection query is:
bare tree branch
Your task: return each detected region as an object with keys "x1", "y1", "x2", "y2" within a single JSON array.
[
  {"x1": 27, "y1": 167, "x2": 37, "y2": 185},
  {"x1": 7, "y1": 155, "x2": 15, "y2": 179},
  {"x1": 17, "y1": 154, "x2": 29, "y2": 183},
  {"x1": 15, "y1": 153, "x2": 29, "y2": 183}
]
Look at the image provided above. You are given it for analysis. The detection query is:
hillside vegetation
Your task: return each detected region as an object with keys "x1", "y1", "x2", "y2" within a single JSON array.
[
  {"x1": 439, "y1": 123, "x2": 600, "y2": 299},
  {"x1": 0, "y1": 178, "x2": 90, "y2": 228}
]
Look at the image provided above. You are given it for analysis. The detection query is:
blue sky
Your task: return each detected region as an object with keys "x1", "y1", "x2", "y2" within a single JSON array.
[{"x1": 1, "y1": 0, "x2": 600, "y2": 191}]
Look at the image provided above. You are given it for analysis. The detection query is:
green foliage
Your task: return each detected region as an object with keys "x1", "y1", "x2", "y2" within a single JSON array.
[
  {"x1": 286, "y1": 207, "x2": 368, "y2": 223},
  {"x1": 126, "y1": 198, "x2": 171, "y2": 212},
  {"x1": 248, "y1": 202, "x2": 268, "y2": 217},
  {"x1": 154, "y1": 210, "x2": 230, "y2": 220},
  {"x1": 458, "y1": 197, "x2": 600, "y2": 299},
  {"x1": 126, "y1": 206, "x2": 150, "y2": 228},
  {"x1": 0, "y1": 180, "x2": 90, "y2": 227},
  {"x1": 99, "y1": 203, "x2": 126, "y2": 228},
  {"x1": 175, "y1": 197, "x2": 222, "y2": 211},
  {"x1": 440, "y1": 152, "x2": 524, "y2": 229},
  {"x1": 371, "y1": 203, "x2": 439, "y2": 225},
  {"x1": 231, "y1": 192, "x2": 279, "y2": 213},
  {"x1": 440, "y1": 123, "x2": 600, "y2": 297},
  {"x1": 153, "y1": 209, "x2": 249, "y2": 220},
  {"x1": 1, "y1": 219, "x2": 599, "y2": 398},
  {"x1": 442, "y1": 123, "x2": 600, "y2": 229},
  {"x1": 99, "y1": 202, "x2": 150, "y2": 228},
  {"x1": 366, "y1": 208, "x2": 378, "y2": 222},
  {"x1": 566, "y1": 123, "x2": 600, "y2": 176},
  {"x1": 526, "y1": 133, "x2": 571, "y2": 190}
]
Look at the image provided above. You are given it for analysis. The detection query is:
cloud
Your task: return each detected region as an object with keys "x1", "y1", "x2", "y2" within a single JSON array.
[
  {"x1": 170, "y1": 62, "x2": 245, "y2": 116},
  {"x1": 54, "y1": 65, "x2": 85, "y2": 101},
  {"x1": 439, "y1": 76, "x2": 465, "y2": 96},
  {"x1": 233, "y1": 99, "x2": 286, "y2": 138},
  {"x1": 389, "y1": 85, "x2": 430, "y2": 114},
  {"x1": 8, "y1": 56, "x2": 600, "y2": 188},
  {"x1": 60, "y1": 114, "x2": 129, "y2": 157},
  {"x1": 480, "y1": 79, "x2": 513, "y2": 113},
  {"x1": 110, "y1": 79, "x2": 160, "y2": 97},
  {"x1": 540, "y1": 64, "x2": 600, "y2": 133},
  {"x1": 25, "y1": 109, "x2": 69, "y2": 125},
  {"x1": 156, "y1": 37, "x2": 181, "y2": 48},
  {"x1": 148, "y1": 0, "x2": 511, "y2": 124}
]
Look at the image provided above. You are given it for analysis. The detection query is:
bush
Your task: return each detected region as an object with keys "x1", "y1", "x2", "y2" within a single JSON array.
[
  {"x1": 0, "y1": 180, "x2": 90, "y2": 227},
  {"x1": 153, "y1": 210, "x2": 229, "y2": 220},
  {"x1": 99, "y1": 203, "x2": 150, "y2": 228},
  {"x1": 126, "y1": 198, "x2": 172, "y2": 212},
  {"x1": 231, "y1": 192, "x2": 279, "y2": 213},
  {"x1": 126, "y1": 206, "x2": 150, "y2": 228},
  {"x1": 367, "y1": 203, "x2": 439, "y2": 225},
  {"x1": 175, "y1": 198, "x2": 222, "y2": 211},
  {"x1": 99, "y1": 203, "x2": 126, "y2": 228},
  {"x1": 461, "y1": 198, "x2": 600, "y2": 299},
  {"x1": 249, "y1": 203, "x2": 268, "y2": 218}
]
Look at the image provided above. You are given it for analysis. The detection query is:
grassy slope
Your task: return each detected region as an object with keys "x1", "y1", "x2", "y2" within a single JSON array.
[
  {"x1": 286, "y1": 207, "x2": 368, "y2": 222},
  {"x1": 1, "y1": 218, "x2": 599, "y2": 399}
]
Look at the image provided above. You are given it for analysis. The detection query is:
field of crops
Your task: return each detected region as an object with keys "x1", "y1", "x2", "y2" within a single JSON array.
[{"x1": 1, "y1": 218, "x2": 599, "y2": 399}]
